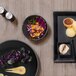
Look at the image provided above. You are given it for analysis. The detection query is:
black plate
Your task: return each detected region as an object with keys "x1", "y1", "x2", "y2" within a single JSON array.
[
  {"x1": 54, "y1": 12, "x2": 76, "y2": 63},
  {"x1": 22, "y1": 15, "x2": 48, "y2": 41},
  {"x1": 0, "y1": 40, "x2": 38, "y2": 76}
]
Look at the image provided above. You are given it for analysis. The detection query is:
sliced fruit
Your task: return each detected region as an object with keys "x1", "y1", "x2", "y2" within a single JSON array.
[
  {"x1": 6, "y1": 66, "x2": 26, "y2": 75},
  {"x1": 66, "y1": 28, "x2": 76, "y2": 37}
]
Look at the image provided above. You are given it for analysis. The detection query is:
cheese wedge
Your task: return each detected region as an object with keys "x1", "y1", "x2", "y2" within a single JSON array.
[{"x1": 6, "y1": 66, "x2": 26, "y2": 75}]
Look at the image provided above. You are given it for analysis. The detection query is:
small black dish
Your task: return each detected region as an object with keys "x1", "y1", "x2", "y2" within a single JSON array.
[
  {"x1": 22, "y1": 15, "x2": 48, "y2": 41},
  {"x1": 0, "y1": 40, "x2": 38, "y2": 76},
  {"x1": 54, "y1": 41, "x2": 75, "y2": 63},
  {"x1": 57, "y1": 42, "x2": 71, "y2": 56}
]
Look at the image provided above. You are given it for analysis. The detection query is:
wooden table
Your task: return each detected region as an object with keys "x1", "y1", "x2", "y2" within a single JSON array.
[{"x1": 0, "y1": 0, "x2": 76, "y2": 76}]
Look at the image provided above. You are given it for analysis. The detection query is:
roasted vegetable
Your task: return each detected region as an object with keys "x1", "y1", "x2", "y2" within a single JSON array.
[
  {"x1": 0, "y1": 47, "x2": 32, "y2": 68},
  {"x1": 6, "y1": 66, "x2": 26, "y2": 75}
]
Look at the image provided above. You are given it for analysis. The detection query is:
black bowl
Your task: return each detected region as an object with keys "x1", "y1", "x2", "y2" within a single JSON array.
[{"x1": 22, "y1": 15, "x2": 48, "y2": 41}]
